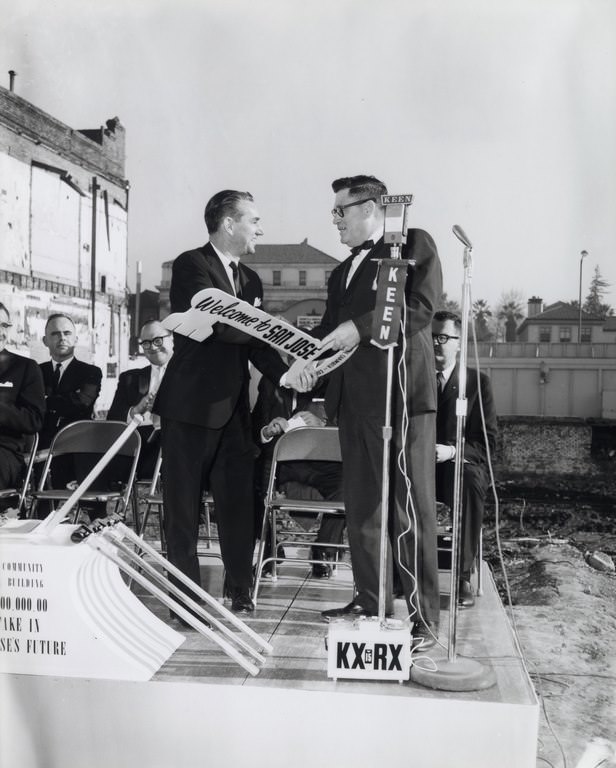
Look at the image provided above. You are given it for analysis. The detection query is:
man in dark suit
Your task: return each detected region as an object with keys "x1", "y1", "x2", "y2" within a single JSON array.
[
  {"x1": 154, "y1": 189, "x2": 312, "y2": 615},
  {"x1": 39, "y1": 313, "x2": 102, "y2": 449},
  {"x1": 433, "y1": 310, "x2": 497, "y2": 607},
  {"x1": 0, "y1": 302, "x2": 45, "y2": 499},
  {"x1": 36, "y1": 313, "x2": 102, "y2": 517},
  {"x1": 314, "y1": 175, "x2": 442, "y2": 648},
  {"x1": 107, "y1": 319, "x2": 173, "y2": 479}
]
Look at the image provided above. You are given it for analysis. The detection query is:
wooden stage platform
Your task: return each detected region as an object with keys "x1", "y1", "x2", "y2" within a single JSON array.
[{"x1": 2, "y1": 553, "x2": 539, "y2": 768}]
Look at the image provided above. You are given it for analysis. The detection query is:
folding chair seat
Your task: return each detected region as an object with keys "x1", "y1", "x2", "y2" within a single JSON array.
[
  {"x1": 139, "y1": 448, "x2": 217, "y2": 557},
  {"x1": 28, "y1": 420, "x2": 141, "y2": 529},
  {"x1": 253, "y1": 426, "x2": 348, "y2": 605},
  {"x1": 0, "y1": 432, "x2": 39, "y2": 516}
]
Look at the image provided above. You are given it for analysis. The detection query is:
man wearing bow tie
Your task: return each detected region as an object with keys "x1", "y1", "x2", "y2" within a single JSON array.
[
  {"x1": 433, "y1": 311, "x2": 497, "y2": 608},
  {"x1": 314, "y1": 175, "x2": 442, "y2": 648},
  {"x1": 154, "y1": 190, "x2": 314, "y2": 617}
]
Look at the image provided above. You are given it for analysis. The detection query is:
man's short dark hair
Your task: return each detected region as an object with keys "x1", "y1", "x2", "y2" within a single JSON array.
[
  {"x1": 433, "y1": 310, "x2": 461, "y2": 330},
  {"x1": 45, "y1": 313, "x2": 75, "y2": 332},
  {"x1": 204, "y1": 190, "x2": 254, "y2": 234},
  {"x1": 0, "y1": 302, "x2": 9, "y2": 317},
  {"x1": 331, "y1": 175, "x2": 388, "y2": 205}
]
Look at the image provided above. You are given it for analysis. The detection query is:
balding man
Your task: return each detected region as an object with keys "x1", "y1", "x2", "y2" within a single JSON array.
[{"x1": 107, "y1": 319, "x2": 173, "y2": 478}]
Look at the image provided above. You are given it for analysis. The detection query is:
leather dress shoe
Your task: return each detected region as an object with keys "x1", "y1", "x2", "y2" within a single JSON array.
[
  {"x1": 311, "y1": 563, "x2": 332, "y2": 579},
  {"x1": 411, "y1": 620, "x2": 439, "y2": 650},
  {"x1": 458, "y1": 579, "x2": 475, "y2": 608},
  {"x1": 231, "y1": 593, "x2": 255, "y2": 615},
  {"x1": 321, "y1": 600, "x2": 374, "y2": 621}
]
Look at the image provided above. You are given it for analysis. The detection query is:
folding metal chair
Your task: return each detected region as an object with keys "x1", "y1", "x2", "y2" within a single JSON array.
[
  {"x1": 139, "y1": 448, "x2": 217, "y2": 556},
  {"x1": 253, "y1": 426, "x2": 347, "y2": 605},
  {"x1": 0, "y1": 432, "x2": 39, "y2": 515},
  {"x1": 28, "y1": 420, "x2": 141, "y2": 528}
]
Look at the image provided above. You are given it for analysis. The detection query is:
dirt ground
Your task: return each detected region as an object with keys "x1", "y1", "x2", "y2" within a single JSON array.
[{"x1": 483, "y1": 483, "x2": 616, "y2": 768}]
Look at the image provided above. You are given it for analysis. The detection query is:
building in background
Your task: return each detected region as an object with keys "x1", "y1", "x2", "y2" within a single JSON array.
[
  {"x1": 0, "y1": 79, "x2": 130, "y2": 412},
  {"x1": 516, "y1": 297, "x2": 611, "y2": 344},
  {"x1": 158, "y1": 238, "x2": 339, "y2": 328}
]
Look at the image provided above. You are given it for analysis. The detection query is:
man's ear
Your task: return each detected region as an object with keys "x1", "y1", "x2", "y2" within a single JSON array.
[{"x1": 43, "y1": 335, "x2": 50, "y2": 350}]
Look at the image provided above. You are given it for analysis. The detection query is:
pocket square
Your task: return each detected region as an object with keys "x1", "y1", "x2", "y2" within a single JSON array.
[
  {"x1": 253, "y1": 297, "x2": 262, "y2": 308},
  {"x1": 0, "y1": 381, "x2": 14, "y2": 388}
]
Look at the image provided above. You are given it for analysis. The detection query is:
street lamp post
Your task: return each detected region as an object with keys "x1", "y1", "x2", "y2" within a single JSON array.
[{"x1": 578, "y1": 250, "x2": 588, "y2": 342}]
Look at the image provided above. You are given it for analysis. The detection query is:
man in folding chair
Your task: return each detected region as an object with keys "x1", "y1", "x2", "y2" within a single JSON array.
[
  {"x1": 253, "y1": 379, "x2": 345, "y2": 579},
  {"x1": 107, "y1": 319, "x2": 173, "y2": 480},
  {"x1": 433, "y1": 311, "x2": 497, "y2": 608},
  {"x1": 35, "y1": 313, "x2": 103, "y2": 518},
  {"x1": 0, "y1": 302, "x2": 45, "y2": 507}
]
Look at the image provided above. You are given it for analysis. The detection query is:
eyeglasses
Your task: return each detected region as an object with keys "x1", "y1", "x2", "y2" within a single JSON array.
[
  {"x1": 331, "y1": 198, "x2": 376, "y2": 219},
  {"x1": 139, "y1": 335, "x2": 171, "y2": 350},
  {"x1": 432, "y1": 333, "x2": 459, "y2": 345}
]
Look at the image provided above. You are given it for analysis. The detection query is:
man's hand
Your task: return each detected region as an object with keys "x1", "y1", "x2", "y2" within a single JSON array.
[
  {"x1": 285, "y1": 361, "x2": 318, "y2": 393},
  {"x1": 436, "y1": 444, "x2": 456, "y2": 463},
  {"x1": 262, "y1": 417, "x2": 288, "y2": 441},
  {"x1": 130, "y1": 392, "x2": 156, "y2": 417},
  {"x1": 321, "y1": 320, "x2": 360, "y2": 352}
]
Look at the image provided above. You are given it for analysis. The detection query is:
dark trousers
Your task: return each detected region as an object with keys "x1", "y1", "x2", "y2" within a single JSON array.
[
  {"x1": 338, "y1": 403, "x2": 439, "y2": 622},
  {"x1": 161, "y1": 404, "x2": 255, "y2": 596},
  {"x1": 436, "y1": 460, "x2": 488, "y2": 580},
  {"x1": 278, "y1": 460, "x2": 345, "y2": 557},
  {"x1": 0, "y1": 447, "x2": 23, "y2": 510}
]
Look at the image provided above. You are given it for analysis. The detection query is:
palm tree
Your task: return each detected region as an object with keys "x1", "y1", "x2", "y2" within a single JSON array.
[
  {"x1": 496, "y1": 293, "x2": 525, "y2": 342},
  {"x1": 472, "y1": 298, "x2": 493, "y2": 341}
]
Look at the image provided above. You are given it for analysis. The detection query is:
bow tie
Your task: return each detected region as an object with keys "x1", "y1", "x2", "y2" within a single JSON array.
[{"x1": 350, "y1": 239, "x2": 374, "y2": 257}]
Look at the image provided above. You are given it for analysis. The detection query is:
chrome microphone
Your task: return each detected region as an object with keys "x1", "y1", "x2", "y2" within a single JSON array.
[{"x1": 452, "y1": 225, "x2": 472, "y2": 250}]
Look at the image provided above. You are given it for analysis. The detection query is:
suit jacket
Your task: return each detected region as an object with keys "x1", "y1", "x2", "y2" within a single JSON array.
[
  {"x1": 314, "y1": 229, "x2": 442, "y2": 421},
  {"x1": 154, "y1": 242, "x2": 287, "y2": 429},
  {"x1": 436, "y1": 363, "x2": 497, "y2": 466},
  {"x1": 107, "y1": 365, "x2": 152, "y2": 421},
  {"x1": 39, "y1": 358, "x2": 102, "y2": 448},
  {"x1": 0, "y1": 350, "x2": 45, "y2": 455}
]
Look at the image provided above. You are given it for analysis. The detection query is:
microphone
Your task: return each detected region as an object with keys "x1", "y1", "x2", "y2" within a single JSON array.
[{"x1": 452, "y1": 225, "x2": 472, "y2": 250}]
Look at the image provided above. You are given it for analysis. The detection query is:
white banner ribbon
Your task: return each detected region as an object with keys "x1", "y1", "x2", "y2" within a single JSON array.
[{"x1": 162, "y1": 288, "x2": 354, "y2": 377}]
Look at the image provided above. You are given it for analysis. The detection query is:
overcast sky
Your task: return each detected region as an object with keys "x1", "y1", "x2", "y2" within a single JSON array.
[{"x1": 2, "y1": 0, "x2": 615, "y2": 312}]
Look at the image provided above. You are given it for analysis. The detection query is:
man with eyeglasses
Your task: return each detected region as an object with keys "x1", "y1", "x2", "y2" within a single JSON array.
[
  {"x1": 314, "y1": 175, "x2": 442, "y2": 649},
  {"x1": 433, "y1": 311, "x2": 497, "y2": 607},
  {"x1": 0, "y1": 302, "x2": 45, "y2": 498},
  {"x1": 107, "y1": 319, "x2": 173, "y2": 478}
]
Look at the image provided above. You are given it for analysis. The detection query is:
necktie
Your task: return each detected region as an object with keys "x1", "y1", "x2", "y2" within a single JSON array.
[
  {"x1": 51, "y1": 363, "x2": 62, "y2": 394},
  {"x1": 437, "y1": 371, "x2": 445, "y2": 394},
  {"x1": 230, "y1": 261, "x2": 242, "y2": 299},
  {"x1": 350, "y1": 239, "x2": 374, "y2": 258}
]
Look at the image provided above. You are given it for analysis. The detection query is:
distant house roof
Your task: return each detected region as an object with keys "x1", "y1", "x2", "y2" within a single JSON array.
[
  {"x1": 161, "y1": 239, "x2": 339, "y2": 269},
  {"x1": 517, "y1": 301, "x2": 605, "y2": 335},
  {"x1": 243, "y1": 239, "x2": 339, "y2": 266}
]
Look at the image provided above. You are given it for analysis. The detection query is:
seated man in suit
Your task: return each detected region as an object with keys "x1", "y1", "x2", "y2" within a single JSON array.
[
  {"x1": 253, "y1": 376, "x2": 345, "y2": 579},
  {"x1": 35, "y1": 313, "x2": 103, "y2": 517},
  {"x1": 432, "y1": 310, "x2": 497, "y2": 607},
  {"x1": 107, "y1": 319, "x2": 173, "y2": 479},
  {"x1": 0, "y1": 302, "x2": 45, "y2": 504}
]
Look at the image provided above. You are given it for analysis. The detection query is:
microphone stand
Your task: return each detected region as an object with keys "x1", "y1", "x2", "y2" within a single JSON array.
[
  {"x1": 447, "y1": 224, "x2": 472, "y2": 662},
  {"x1": 411, "y1": 225, "x2": 495, "y2": 691}
]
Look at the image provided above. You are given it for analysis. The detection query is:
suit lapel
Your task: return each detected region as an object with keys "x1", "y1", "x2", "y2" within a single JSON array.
[
  {"x1": 344, "y1": 238, "x2": 381, "y2": 294},
  {"x1": 203, "y1": 243, "x2": 235, "y2": 296}
]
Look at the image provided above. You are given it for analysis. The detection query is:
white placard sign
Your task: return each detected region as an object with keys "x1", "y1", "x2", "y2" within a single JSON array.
[
  {"x1": 0, "y1": 521, "x2": 183, "y2": 680},
  {"x1": 162, "y1": 288, "x2": 355, "y2": 377}
]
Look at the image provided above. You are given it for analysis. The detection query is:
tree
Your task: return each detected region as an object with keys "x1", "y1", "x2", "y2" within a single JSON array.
[
  {"x1": 472, "y1": 298, "x2": 493, "y2": 341},
  {"x1": 583, "y1": 265, "x2": 613, "y2": 317},
  {"x1": 496, "y1": 290, "x2": 525, "y2": 342},
  {"x1": 438, "y1": 292, "x2": 461, "y2": 315}
]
